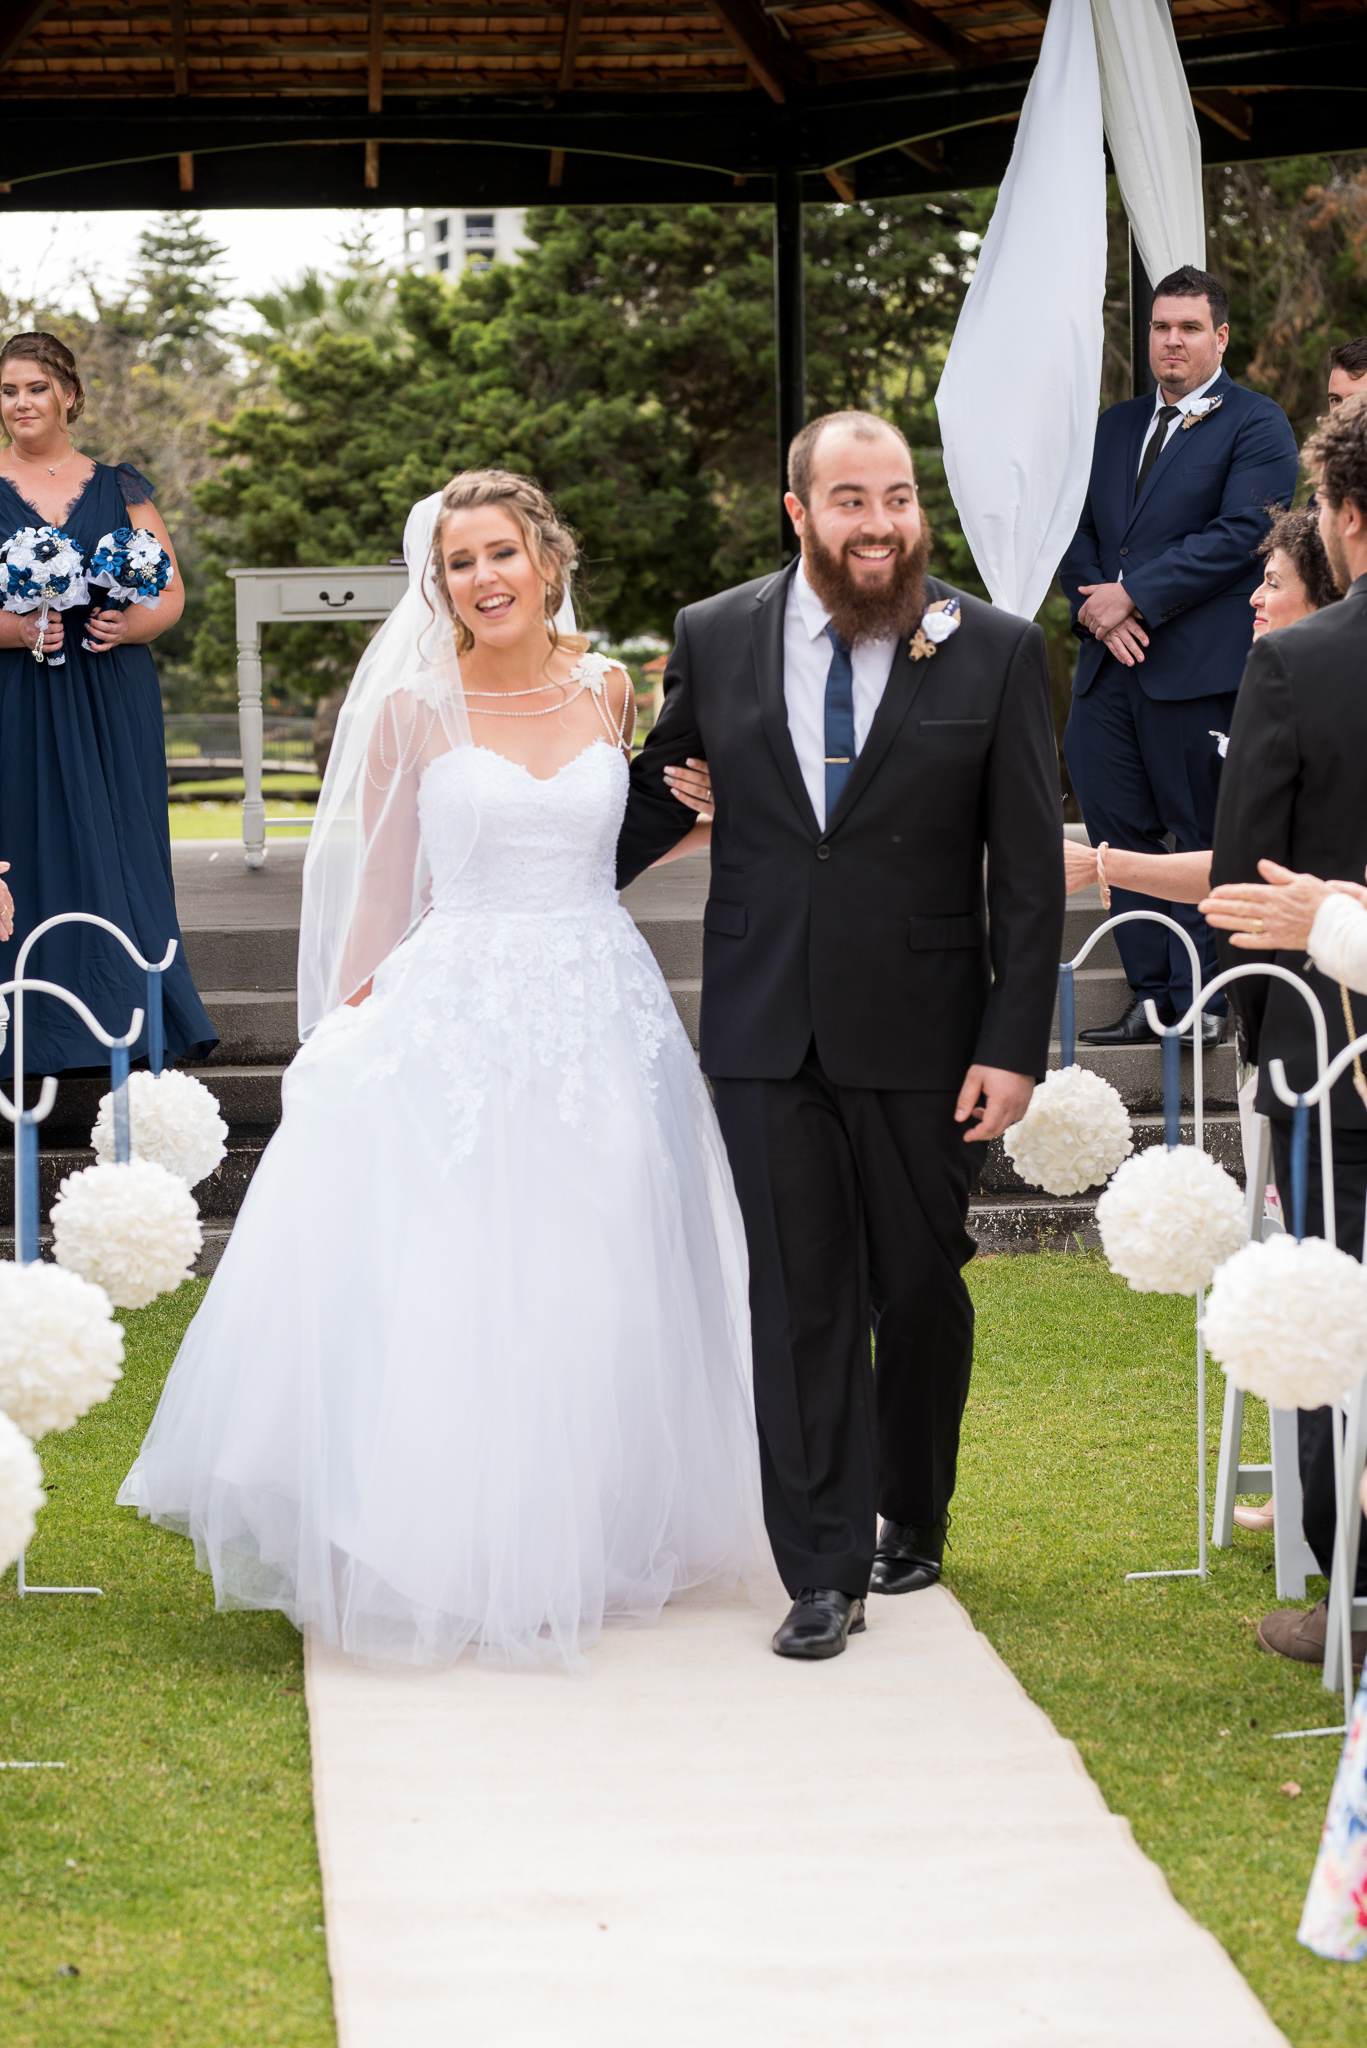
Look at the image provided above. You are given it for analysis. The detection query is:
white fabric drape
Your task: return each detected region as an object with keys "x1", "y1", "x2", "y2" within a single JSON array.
[
  {"x1": 1092, "y1": 0, "x2": 1206, "y2": 287},
  {"x1": 934, "y1": 0, "x2": 1107, "y2": 622}
]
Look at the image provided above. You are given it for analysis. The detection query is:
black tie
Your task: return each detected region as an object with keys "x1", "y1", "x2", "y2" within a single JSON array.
[{"x1": 1134, "y1": 405, "x2": 1180, "y2": 503}]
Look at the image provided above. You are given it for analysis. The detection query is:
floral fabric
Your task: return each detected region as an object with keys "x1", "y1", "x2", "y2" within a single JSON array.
[{"x1": 1299, "y1": 1670, "x2": 1367, "y2": 1961}]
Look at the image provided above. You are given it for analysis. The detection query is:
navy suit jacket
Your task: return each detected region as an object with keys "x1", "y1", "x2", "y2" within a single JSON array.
[{"x1": 1059, "y1": 369, "x2": 1298, "y2": 702}]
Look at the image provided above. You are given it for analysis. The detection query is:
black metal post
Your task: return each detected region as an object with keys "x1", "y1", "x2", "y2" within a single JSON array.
[
  {"x1": 773, "y1": 166, "x2": 806, "y2": 563},
  {"x1": 1129, "y1": 229, "x2": 1155, "y2": 400}
]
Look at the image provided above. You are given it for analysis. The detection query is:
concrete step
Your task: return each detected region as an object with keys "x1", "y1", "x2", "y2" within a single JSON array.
[
  {"x1": 180, "y1": 925, "x2": 299, "y2": 994},
  {"x1": 0, "y1": 1140, "x2": 266, "y2": 1217},
  {"x1": 969, "y1": 1196, "x2": 1100, "y2": 1255},
  {"x1": 975, "y1": 1112, "x2": 1244, "y2": 1196},
  {"x1": 1052, "y1": 966, "x2": 1130, "y2": 1035},
  {"x1": 198, "y1": 991, "x2": 301, "y2": 1066},
  {"x1": 1048, "y1": 1039, "x2": 1239, "y2": 1110},
  {"x1": 0, "y1": 1224, "x2": 230, "y2": 1279}
]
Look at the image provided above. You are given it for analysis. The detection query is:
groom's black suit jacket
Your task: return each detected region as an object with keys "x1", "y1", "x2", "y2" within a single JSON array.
[{"x1": 616, "y1": 564, "x2": 1066, "y2": 1090}]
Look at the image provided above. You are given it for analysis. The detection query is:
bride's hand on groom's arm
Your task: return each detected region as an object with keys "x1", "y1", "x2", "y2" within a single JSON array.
[
  {"x1": 663, "y1": 759, "x2": 713, "y2": 820},
  {"x1": 955, "y1": 1065, "x2": 1035, "y2": 1143}
]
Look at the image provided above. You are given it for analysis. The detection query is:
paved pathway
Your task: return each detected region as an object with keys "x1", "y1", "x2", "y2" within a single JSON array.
[{"x1": 306, "y1": 1589, "x2": 1287, "y2": 2048}]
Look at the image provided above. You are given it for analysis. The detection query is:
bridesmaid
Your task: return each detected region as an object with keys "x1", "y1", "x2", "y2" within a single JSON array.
[{"x1": 0, "y1": 331, "x2": 216, "y2": 1079}]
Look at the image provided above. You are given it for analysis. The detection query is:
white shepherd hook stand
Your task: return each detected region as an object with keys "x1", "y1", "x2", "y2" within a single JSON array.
[
  {"x1": 1263, "y1": 1024, "x2": 1367, "y2": 1736},
  {"x1": 0, "y1": 911, "x2": 177, "y2": 1597},
  {"x1": 1059, "y1": 908, "x2": 1209, "y2": 1582}
]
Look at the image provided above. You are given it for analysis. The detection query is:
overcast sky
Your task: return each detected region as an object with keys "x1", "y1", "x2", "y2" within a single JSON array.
[{"x1": 0, "y1": 208, "x2": 412, "y2": 328}]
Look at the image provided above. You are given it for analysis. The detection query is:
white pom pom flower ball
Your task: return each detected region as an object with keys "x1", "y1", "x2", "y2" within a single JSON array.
[
  {"x1": 1204, "y1": 1234, "x2": 1367, "y2": 1410},
  {"x1": 51, "y1": 1159, "x2": 201, "y2": 1309},
  {"x1": 91, "y1": 1069, "x2": 227, "y2": 1188},
  {"x1": 1096, "y1": 1144, "x2": 1247, "y2": 1295},
  {"x1": 0, "y1": 1260, "x2": 124, "y2": 1438},
  {"x1": 0, "y1": 1409, "x2": 46, "y2": 1572},
  {"x1": 1004, "y1": 1065, "x2": 1133, "y2": 1196}
]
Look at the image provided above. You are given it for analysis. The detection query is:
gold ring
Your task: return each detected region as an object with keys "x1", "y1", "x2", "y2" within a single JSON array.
[{"x1": 1252, "y1": 919, "x2": 1264, "y2": 934}]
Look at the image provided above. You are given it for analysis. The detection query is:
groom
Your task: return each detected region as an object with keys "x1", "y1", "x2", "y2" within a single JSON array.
[{"x1": 617, "y1": 411, "x2": 1065, "y2": 1659}]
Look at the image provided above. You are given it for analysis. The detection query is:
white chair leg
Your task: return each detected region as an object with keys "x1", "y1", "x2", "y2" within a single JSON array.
[
  {"x1": 1212, "y1": 1381, "x2": 1246, "y2": 1550},
  {"x1": 1323, "y1": 1374, "x2": 1367, "y2": 1695},
  {"x1": 1271, "y1": 1406, "x2": 1317, "y2": 1601}
]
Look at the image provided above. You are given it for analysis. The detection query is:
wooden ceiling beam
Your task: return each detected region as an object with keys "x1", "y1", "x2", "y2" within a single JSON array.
[
  {"x1": 703, "y1": 0, "x2": 809, "y2": 100},
  {"x1": 367, "y1": 0, "x2": 383, "y2": 106},
  {"x1": 0, "y1": 0, "x2": 57, "y2": 68},
  {"x1": 860, "y1": 0, "x2": 973, "y2": 68},
  {"x1": 1190, "y1": 86, "x2": 1252, "y2": 139},
  {"x1": 169, "y1": 0, "x2": 189, "y2": 92},
  {"x1": 557, "y1": 0, "x2": 585, "y2": 86}
]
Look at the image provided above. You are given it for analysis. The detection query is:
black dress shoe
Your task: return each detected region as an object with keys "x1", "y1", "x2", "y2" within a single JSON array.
[
  {"x1": 772, "y1": 1588, "x2": 866, "y2": 1660},
  {"x1": 1077, "y1": 995, "x2": 1170, "y2": 1047},
  {"x1": 870, "y1": 1517, "x2": 947, "y2": 1596},
  {"x1": 1177, "y1": 1011, "x2": 1225, "y2": 1049}
]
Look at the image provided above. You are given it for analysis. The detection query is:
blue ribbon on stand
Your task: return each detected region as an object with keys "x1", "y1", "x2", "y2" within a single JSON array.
[
  {"x1": 1290, "y1": 1092, "x2": 1309, "y2": 1244},
  {"x1": 1163, "y1": 1028, "x2": 1181, "y2": 1150},
  {"x1": 110, "y1": 1038, "x2": 131, "y2": 1165},
  {"x1": 16, "y1": 1112, "x2": 39, "y2": 1265},
  {"x1": 1058, "y1": 963, "x2": 1075, "y2": 1069},
  {"x1": 145, "y1": 965, "x2": 164, "y2": 1077}
]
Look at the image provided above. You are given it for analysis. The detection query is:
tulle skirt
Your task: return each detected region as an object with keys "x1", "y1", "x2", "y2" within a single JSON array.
[{"x1": 118, "y1": 903, "x2": 770, "y2": 1670}]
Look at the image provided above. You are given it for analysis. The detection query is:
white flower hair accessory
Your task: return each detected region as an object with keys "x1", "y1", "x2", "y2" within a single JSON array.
[
  {"x1": 1204, "y1": 1233, "x2": 1367, "y2": 1410},
  {"x1": 51, "y1": 1159, "x2": 202, "y2": 1309},
  {"x1": 1004, "y1": 1065, "x2": 1133, "y2": 1197},
  {"x1": 91, "y1": 1070, "x2": 227, "y2": 1189},
  {"x1": 0, "y1": 1261, "x2": 124, "y2": 1439},
  {"x1": 909, "y1": 597, "x2": 960, "y2": 662},
  {"x1": 1096, "y1": 1144, "x2": 1247, "y2": 1295}
]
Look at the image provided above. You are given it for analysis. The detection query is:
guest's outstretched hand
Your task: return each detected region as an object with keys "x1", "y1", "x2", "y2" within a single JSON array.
[
  {"x1": 955, "y1": 1065, "x2": 1035, "y2": 1143},
  {"x1": 0, "y1": 862, "x2": 12, "y2": 942},
  {"x1": 1199, "y1": 859, "x2": 1333, "y2": 949}
]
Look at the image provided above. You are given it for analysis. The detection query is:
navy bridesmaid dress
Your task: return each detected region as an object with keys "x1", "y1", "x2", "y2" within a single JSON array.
[{"x1": 0, "y1": 460, "x2": 218, "y2": 1079}]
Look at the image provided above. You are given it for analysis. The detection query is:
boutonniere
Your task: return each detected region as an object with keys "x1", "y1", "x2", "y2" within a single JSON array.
[
  {"x1": 908, "y1": 597, "x2": 961, "y2": 662},
  {"x1": 1181, "y1": 395, "x2": 1224, "y2": 432}
]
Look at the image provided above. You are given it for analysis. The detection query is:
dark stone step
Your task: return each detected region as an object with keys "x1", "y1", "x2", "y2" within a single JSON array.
[
  {"x1": 198, "y1": 991, "x2": 300, "y2": 1066},
  {"x1": 0, "y1": 1142, "x2": 266, "y2": 1216},
  {"x1": 974, "y1": 1112, "x2": 1245, "y2": 1196},
  {"x1": 1048, "y1": 1039, "x2": 1239, "y2": 1110},
  {"x1": 969, "y1": 1196, "x2": 1101, "y2": 1255}
]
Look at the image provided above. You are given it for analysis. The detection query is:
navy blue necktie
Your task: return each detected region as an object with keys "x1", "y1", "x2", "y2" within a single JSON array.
[{"x1": 824, "y1": 624, "x2": 856, "y2": 817}]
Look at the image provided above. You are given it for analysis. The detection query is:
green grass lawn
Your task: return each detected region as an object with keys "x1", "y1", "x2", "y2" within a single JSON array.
[
  {"x1": 0, "y1": 1285, "x2": 333, "y2": 2048},
  {"x1": 956, "y1": 1248, "x2": 1364, "y2": 2047},
  {"x1": 166, "y1": 801, "x2": 316, "y2": 842},
  {"x1": 2, "y1": 1253, "x2": 1363, "y2": 2044}
]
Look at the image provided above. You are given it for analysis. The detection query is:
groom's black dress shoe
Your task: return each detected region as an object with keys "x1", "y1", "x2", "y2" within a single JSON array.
[
  {"x1": 1078, "y1": 995, "x2": 1171, "y2": 1047},
  {"x1": 870, "y1": 1518, "x2": 948, "y2": 1596},
  {"x1": 772, "y1": 1589, "x2": 865, "y2": 1661},
  {"x1": 1178, "y1": 1011, "x2": 1226, "y2": 1050}
]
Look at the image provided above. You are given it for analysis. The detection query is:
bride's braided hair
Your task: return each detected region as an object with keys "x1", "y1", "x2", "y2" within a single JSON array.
[{"x1": 431, "y1": 469, "x2": 582, "y2": 656}]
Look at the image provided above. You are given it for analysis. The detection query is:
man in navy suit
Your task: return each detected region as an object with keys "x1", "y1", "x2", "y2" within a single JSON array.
[{"x1": 1060, "y1": 264, "x2": 1298, "y2": 1046}]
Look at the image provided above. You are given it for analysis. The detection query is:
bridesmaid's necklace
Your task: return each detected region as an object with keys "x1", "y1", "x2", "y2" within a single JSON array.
[{"x1": 9, "y1": 441, "x2": 75, "y2": 480}]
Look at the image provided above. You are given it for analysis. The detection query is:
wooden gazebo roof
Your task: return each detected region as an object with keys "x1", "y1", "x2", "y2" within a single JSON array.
[{"x1": 0, "y1": 0, "x2": 1363, "y2": 209}]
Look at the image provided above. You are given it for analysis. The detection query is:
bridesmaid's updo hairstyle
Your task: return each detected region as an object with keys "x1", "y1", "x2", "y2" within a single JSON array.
[
  {"x1": 0, "y1": 331, "x2": 85, "y2": 426},
  {"x1": 431, "y1": 469, "x2": 583, "y2": 657}
]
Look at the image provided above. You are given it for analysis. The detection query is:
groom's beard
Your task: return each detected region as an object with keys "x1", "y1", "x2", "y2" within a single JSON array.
[{"x1": 801, "y1": 522, "x2": 933, "y2": 646}]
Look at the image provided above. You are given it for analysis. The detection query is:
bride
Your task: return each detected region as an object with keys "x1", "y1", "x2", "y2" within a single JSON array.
[{"x1": 118, "y1": 471, "x2": 769, "y2": 1669}]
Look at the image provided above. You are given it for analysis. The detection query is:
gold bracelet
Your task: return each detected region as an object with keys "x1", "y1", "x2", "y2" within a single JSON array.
[{"x1": 1095, "y1": 840, "x2": 1112, "y2": 912}]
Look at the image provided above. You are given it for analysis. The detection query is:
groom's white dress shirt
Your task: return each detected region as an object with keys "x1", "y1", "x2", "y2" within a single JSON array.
[{"x1": 783, "y1": 559, "x2": 899, "y2": 830}]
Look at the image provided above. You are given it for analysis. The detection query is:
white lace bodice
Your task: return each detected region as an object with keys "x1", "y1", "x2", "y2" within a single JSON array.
[
  {"x1": 419, "y1": 738, "x2": 626, "y2": 916},
  {"x1": 318, "y1": 730, "x2": 680, "y2": 1164}
]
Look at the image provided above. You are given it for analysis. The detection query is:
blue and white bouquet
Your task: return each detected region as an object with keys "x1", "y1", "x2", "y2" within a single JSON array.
[
  {"x1": 0, "y1": 524, "x2": 88, "y2": 667},
  {"x1": 82, "y1": 526, "x2": 174, "y2": 651}
]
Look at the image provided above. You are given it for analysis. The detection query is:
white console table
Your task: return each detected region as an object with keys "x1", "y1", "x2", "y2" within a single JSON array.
[{"x1": 228, "y1": 564, "x2": 407, "y2": 868}]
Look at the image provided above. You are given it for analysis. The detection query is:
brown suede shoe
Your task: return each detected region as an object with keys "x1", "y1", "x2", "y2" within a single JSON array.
[{"x1": 1256, "y1": 1597, "x2": 1367, "y2": 1669}]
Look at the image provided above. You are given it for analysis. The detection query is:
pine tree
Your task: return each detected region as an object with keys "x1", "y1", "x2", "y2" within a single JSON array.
[{"x1": 131, "y1": 211, "x2": 232, "y2": 376}]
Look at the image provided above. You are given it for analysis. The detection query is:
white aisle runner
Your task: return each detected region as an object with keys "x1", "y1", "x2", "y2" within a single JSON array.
[{"x1": 306, "y1": 1587, "x2": 1286, "y2": 2048}]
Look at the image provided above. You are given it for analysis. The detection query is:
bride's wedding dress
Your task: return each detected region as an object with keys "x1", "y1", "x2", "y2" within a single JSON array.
[{"x1": 118, "y1": 727, "x2": 767, "y2": 1668}]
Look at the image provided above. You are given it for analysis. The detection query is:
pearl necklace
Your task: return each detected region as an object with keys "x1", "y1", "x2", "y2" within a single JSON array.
[{"x1": 466, "y1": 681, "x2": 588, "y2": 719}]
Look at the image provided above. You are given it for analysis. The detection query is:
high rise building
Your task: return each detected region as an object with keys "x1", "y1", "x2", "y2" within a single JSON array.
[{"x1": 404, "y1": 208, "x2": 529, "y2": 278}]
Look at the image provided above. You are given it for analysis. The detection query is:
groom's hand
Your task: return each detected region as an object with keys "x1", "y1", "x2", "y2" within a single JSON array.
[{"x1": 955, "y1": 1066, "x2": 1035, "y2": 1143}]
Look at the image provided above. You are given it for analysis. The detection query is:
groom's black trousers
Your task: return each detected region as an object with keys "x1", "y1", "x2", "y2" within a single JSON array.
[{"x1": 711, "y1": 1043, "x2": 977, "y2": 1600}]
